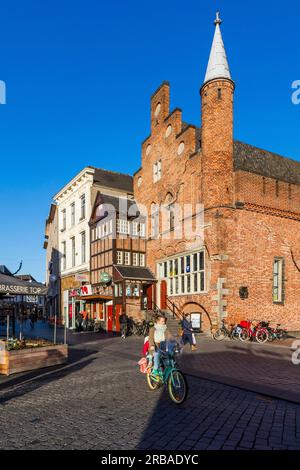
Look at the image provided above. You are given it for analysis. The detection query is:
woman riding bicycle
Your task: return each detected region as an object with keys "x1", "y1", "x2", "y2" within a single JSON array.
[{"x1": 148, "y1": 313, "x2": 173, "y2": 378}]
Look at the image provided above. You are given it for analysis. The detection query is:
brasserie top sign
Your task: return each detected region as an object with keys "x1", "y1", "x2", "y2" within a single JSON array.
[{"x1": 0, "y1": 284, "x2": 46, "y2": 295}]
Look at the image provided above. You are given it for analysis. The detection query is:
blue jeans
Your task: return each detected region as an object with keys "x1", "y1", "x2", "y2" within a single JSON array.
[{"x1": 153, "y1": 351, "x2": 161, "y2": 370}]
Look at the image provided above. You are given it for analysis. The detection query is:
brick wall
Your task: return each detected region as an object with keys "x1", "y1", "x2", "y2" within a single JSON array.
[{"x1": 134, "y1": 80, "x2": 300, "y2": 332}]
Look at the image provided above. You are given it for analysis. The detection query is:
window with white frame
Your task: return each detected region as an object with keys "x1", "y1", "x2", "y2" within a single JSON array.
[
  {"x1": 132, "y1": 253, "x2": 139, "y2": 266},
  {"x1": 80, "y1": 194, "x2": 86, "y2": 220},
  {"x1": 71, "y1": 237, "x2": 76, "y2": 267},
  {"x1": 139, "y1": 223, "x2": 146, "y2": 237},
  {"x1": 96, "y1": 224, "x2": 102, "y2": 240},
  {"x1": 139, "y1": 253, "x2": 145, "y2": 267},
  {"x1": 124, "y1": 252, "x2": 131, "y2": 266},
  {"x1": 61, "y1": 209, "x2": 66, "y2": 231},
  {"x1": 81, "y1": 231, "x2": 86, "y2": 264},
  {"x1": 158, "y1": 251, "x2": 205, "y2": 296},
  {"x1": 273, "y1": 258, "x2": 284, "y2": 303},
  {"x1": 96, "y1": 220, "x2": 113, "y2": 239},
  {"x1": 116, "y1": 251, "x2": 123, "y2": 265},
  {"x1": 61, "y1": 241, "x2": 66, "y2": 270},
  {"x1": 132, "y1": 222, "x2": 139, "y2": 236},
  {"x1": 150, "y1": 203, "x2": 159, "y2": 238},
  {"x1": 117, "y1": 219, "x2": 129, "y2": 234},
  {"x1": 71, "y1": 202, "x2": 75, "y2": 226}
]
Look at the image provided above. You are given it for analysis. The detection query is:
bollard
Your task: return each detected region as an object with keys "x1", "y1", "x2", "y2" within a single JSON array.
[{"x1": 54, "y1": 314, "x2": 57, "y2": 345}]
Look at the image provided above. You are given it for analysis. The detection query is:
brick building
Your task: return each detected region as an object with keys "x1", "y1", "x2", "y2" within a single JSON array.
[{"x1": 133, "y1": 13, "x2": 300, "y2": 333}]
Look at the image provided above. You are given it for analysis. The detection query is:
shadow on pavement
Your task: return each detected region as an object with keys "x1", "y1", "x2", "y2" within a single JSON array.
[
  {"x1": 0, "y1": 347, "x2": 98, "y2": 403},
  {"x1": 177, "y1": 339, "x2": 300, "y2": 404}
]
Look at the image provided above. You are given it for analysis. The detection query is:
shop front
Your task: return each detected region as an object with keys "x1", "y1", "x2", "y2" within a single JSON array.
[
  {"x1": 113, "y1": 266, "x2": 157, "y2": 322},
  {"x1": 76, "y1": 292, "x2": 113, "y2": 331},
  {"x1": 61, "y1": 272, "x2": 90, "y2": 329}
]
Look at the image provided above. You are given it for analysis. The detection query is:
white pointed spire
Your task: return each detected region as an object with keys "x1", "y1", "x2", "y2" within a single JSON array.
[{"x1": 204, "y1": 12, "x2": 232, "y2": 85}]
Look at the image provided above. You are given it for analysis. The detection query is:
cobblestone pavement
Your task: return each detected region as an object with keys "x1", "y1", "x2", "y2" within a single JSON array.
[
  {"x1": 180, "y1": 335, "x2": 300, "y2": 404},
  {"x1": 1, "y1": 336, "x2": 300, "y2": 450}
]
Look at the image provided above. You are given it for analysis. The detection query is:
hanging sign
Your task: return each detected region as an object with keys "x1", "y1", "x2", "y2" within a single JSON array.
[{"x1": 99, "y1": 272, "x2": 112, "y2": 285}]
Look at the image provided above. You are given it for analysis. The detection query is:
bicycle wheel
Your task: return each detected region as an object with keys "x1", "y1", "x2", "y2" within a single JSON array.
[
  {"x1": 167, "y1": 370, "x2": 188, "y2": 404},
  {"x1": 267, "y1": 330, "x2": 275, "y2": 342},
  {"x1": 255, "y1": 329, "x2": 268, "y2": 343},
  {"x1": 146, "y1": 371, "x2": 159, "y2": 391},
  {"x1": 239, "y1": 328, "x2": 250, "y2": 342},
  {"x1": 230, "y1": 328, "x2": 239, "y2": 340},
  {"x1": 213, "y1": 328, "x2": 226, "y2": 341},
  {"x1": 278, "y1": 330, "x2": 288, "y2": 341}
]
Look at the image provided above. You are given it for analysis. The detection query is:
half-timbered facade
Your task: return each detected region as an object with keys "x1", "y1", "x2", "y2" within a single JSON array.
[{"x1": 89, "y1": 191, "x2": 156, "y2": 331}]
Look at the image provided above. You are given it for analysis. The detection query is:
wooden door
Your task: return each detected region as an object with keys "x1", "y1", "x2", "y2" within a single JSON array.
[
  {"x1": 115, "y1": 304, "x2": 122, "y2": 333},
  {"x1": 146, "y1": 285, "x2": 153, "y2": 310},
  {"x1": 107, "y1": 305, "x2": 113, "y2": 332},
  {"x1": 160, "y1": 280, "x2": 167, "y2": 310}
]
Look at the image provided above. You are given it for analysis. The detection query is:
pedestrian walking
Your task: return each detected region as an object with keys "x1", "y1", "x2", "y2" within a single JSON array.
[
  {"x1": 119, "y1": 311, "x2": 128, "y2": 339},
  {"x1": 181, "y1": 314, "x2": 197, "y2": 351}
]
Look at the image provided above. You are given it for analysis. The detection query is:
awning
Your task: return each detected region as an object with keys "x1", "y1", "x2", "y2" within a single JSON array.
[
  {"x1": 0, "y1": 272, "x2": 47, "y2": 296},
  {"x1": 77, "y1": 295, "x2": 113, "y2": 301},
  {"x1": 114, "y1": 266, "x2": 157, "y2": 282}
]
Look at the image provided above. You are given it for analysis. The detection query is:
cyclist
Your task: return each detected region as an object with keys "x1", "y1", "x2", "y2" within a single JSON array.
[{"x1": 148, "y1": 313, "x2": 173, "y2": 378}]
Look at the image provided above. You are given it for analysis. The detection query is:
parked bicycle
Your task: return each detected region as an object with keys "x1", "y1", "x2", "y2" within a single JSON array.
[
  {"x1": 146, "y1": 340, "x2": 188, "y2": 404},
  {"x1": 131, "y1": 319, "x2": 152, "y2": 337},
  {"x1": 212, "y1": 319, "x2": 287, "y2": 344},
  {"x1": 213, "y1": 320, "x2": 241, "y2": 341},
  {"x1": 238, "y1": 320, "x2": 269, "y2": 343},
  {"x1": 267, "y1": 323, "x2": 288, "y2": 342}
]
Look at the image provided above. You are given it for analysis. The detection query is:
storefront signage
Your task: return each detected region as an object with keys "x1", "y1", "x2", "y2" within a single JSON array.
[
  {"x1": 80, "y1": 285, "x2": 92, "y2": 296},
  {"x1": 0, "y1": 284, "x2": 46, "y2": 295},
  {"x1": 99, "y1": 272, "x2": 112, "y2": 284},
  {"x1": 25, "y1": 295, "x2": 38, "y2": 303},
  {"x1": 75, "y1": 273, "x2": 90, "y2": 282},
  {"x1": 69, "y1": 289, "x2": 80, "y2": 298}
]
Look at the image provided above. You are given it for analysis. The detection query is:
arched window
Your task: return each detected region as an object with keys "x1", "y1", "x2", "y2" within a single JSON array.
[
  {"x1": 150, "y1": 202, "x2": 159, "y2": 239},
  {"x1": 164, "y1": 192, "x2": 175, "y2": 233}
]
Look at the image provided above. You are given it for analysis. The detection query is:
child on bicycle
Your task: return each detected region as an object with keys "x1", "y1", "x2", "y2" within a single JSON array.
[{"x1": 148, "y1": 313, "x2": 173, "y2": 378}]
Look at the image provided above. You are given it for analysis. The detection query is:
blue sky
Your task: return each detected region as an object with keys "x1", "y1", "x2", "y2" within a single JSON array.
[{"x1": 0, "y1": 0, "x2": 299, "y2": 281}]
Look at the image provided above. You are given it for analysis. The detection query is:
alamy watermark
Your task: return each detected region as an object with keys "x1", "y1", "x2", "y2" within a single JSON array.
[
  {"x1": 291, "y1": 80, "x2": 300, "y2": 105},
  {"x1": 291, "y1": 340, "x2": 300, "y2": 365},
  {"x1": 94, "y1": 199, "x2": 205, "y2": 243},
  {"x1": 0, "y1": 80, "x2": 6, "y2": 104}
]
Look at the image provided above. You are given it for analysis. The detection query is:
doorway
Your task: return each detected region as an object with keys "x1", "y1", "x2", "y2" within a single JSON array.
[
  {"x1": 160, "y1": 280, "x2": 167, "y2": 310},
  {"x1": 107, "y1": 305, "x2": 113, "y2": 332}
]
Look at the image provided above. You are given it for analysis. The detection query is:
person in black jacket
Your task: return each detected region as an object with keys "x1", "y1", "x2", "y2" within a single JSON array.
[
  {"x1": 181, "y1": 314, "x2": 197, "y2": 351},
  {"x1": 119, "y1": 311, "x2": 128, "y2": 339}
]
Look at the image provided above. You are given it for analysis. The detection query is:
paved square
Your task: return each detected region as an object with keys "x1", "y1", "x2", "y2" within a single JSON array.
[{"x1": 1, "y1": 336, "x2": 300, "y2": 450}]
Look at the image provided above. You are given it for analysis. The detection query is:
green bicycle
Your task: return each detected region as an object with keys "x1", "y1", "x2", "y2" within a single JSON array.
[{"x1": 146, "y1": 341, "x2": 188, "y2": 405}]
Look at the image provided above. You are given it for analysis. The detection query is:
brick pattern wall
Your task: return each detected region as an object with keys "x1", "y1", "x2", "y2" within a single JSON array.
[
  {"x1": 134, "y1": 80, "x2": 300, "y2": 332},
  {"x1": 225, "y1": 208, "x2": 300, "y2": 330},
  {"x1": 235, "y1": 170, "x2": 300, "y2": 215},
  {"x1": 201, "y1": 79, "x2": 234, "y2": 208}
]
